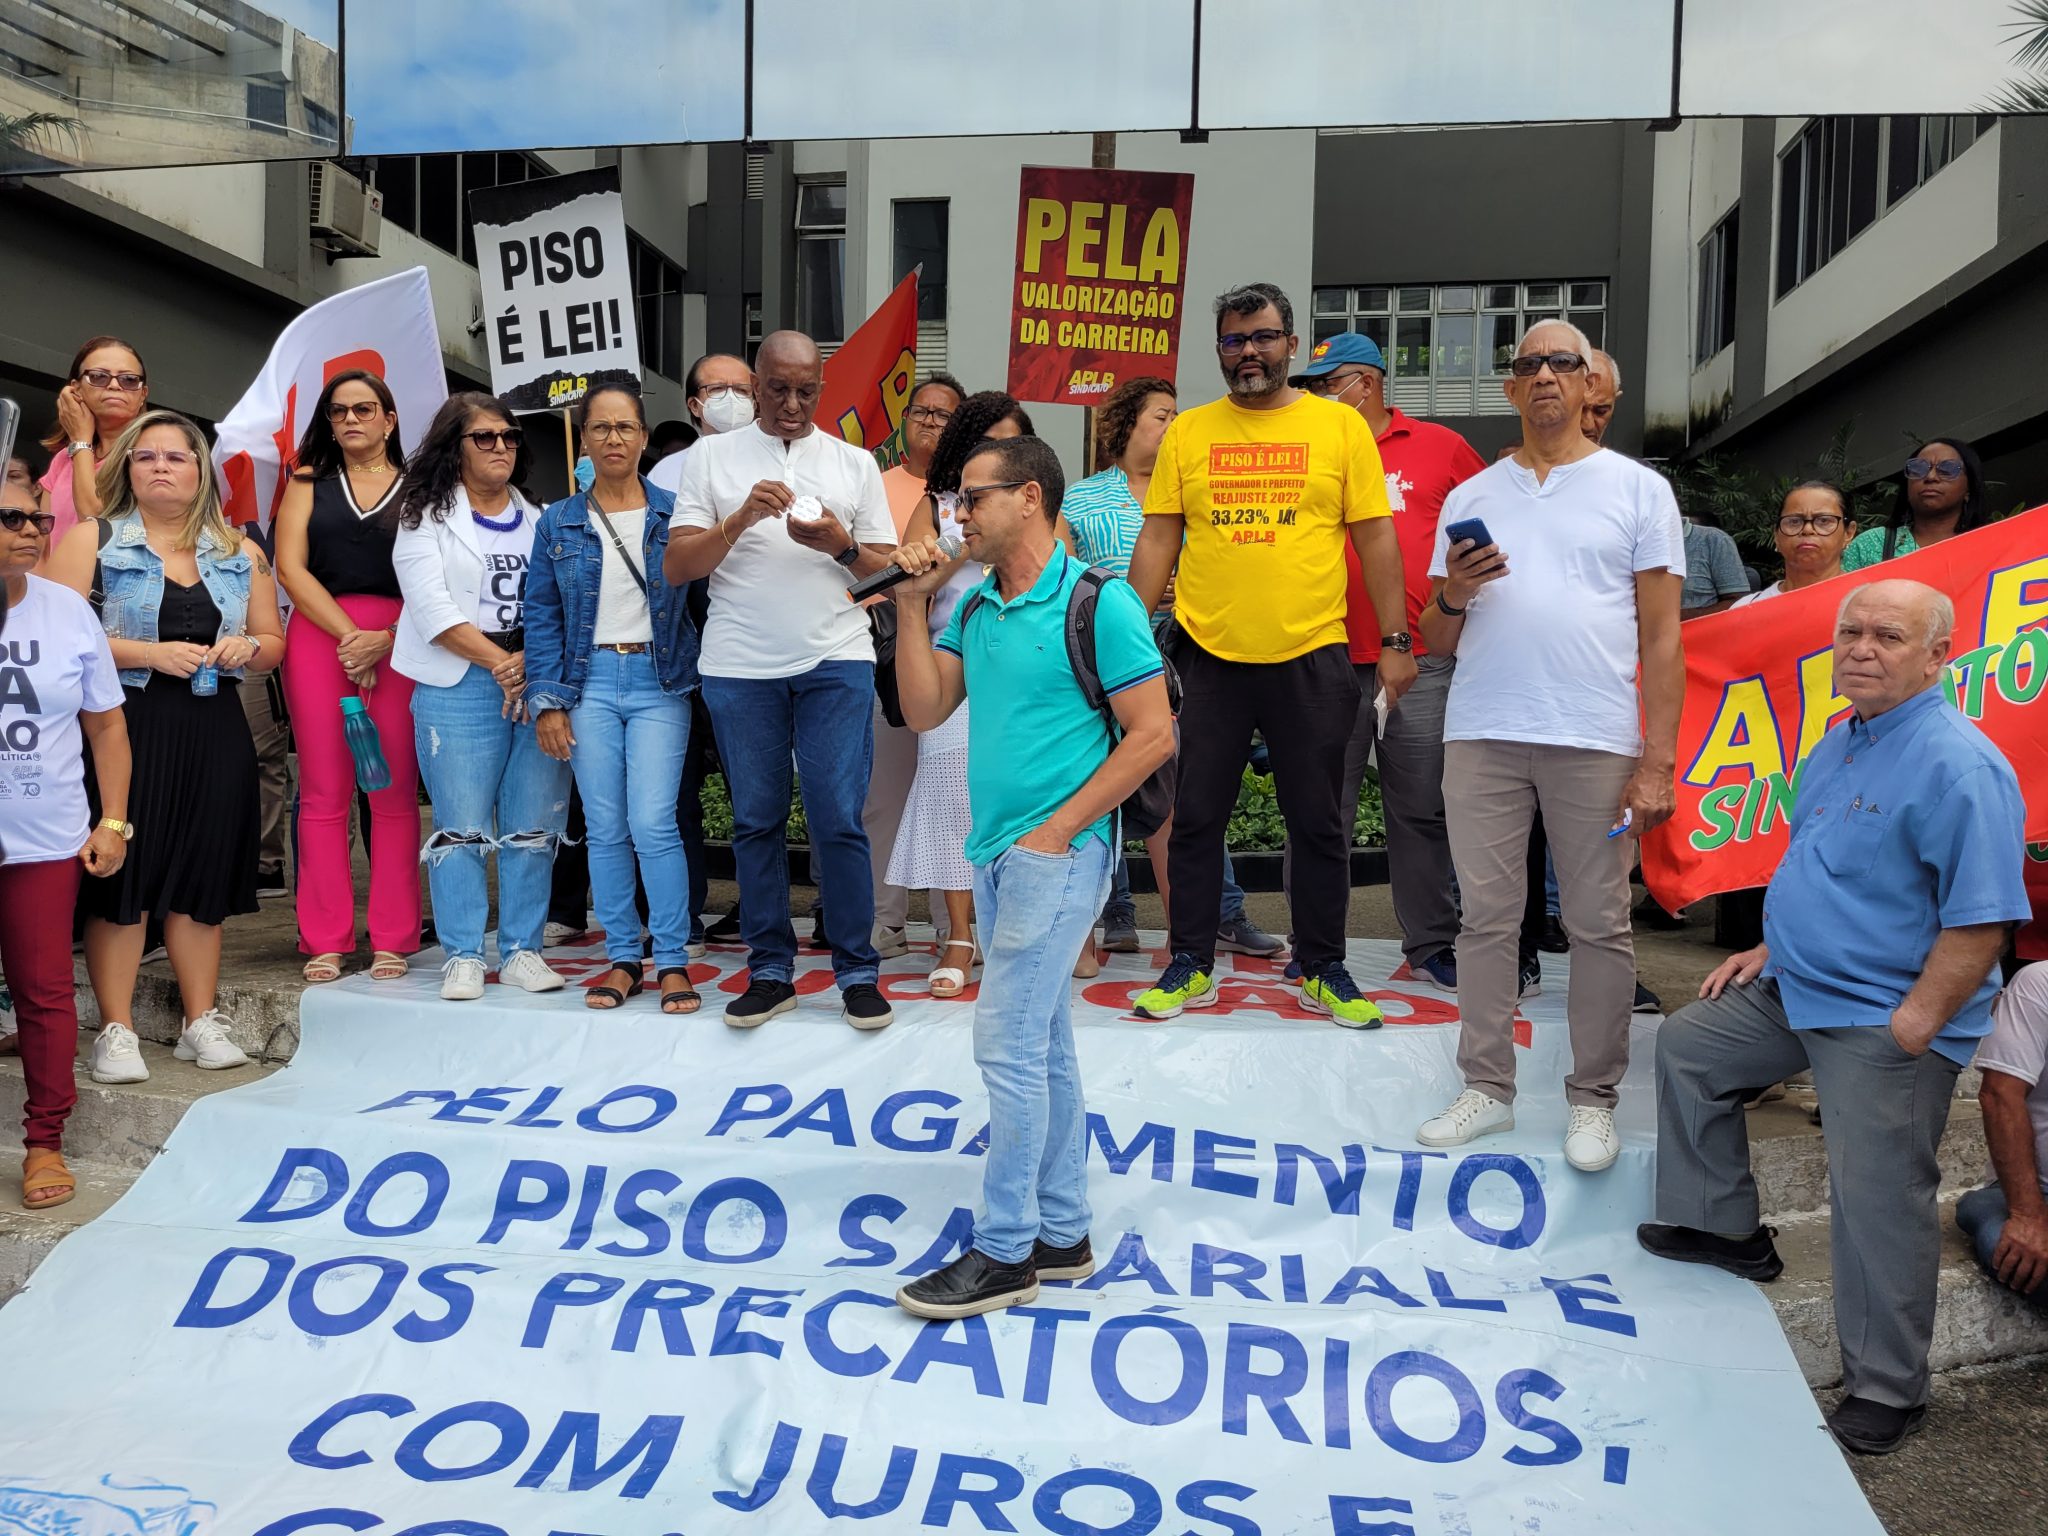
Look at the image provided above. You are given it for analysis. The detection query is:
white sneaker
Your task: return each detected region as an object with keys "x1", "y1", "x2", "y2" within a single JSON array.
[
  {"x1": 873, "y1": 925, "x2": 911, "y2": 959},
  {"x1": 1417, "y1": 1089, "x2": 1515, "y2": 1148},
  {"x1": 174, "y1": 1010, "x2": 250, "y2": 1071},
  {"x1": 499, "y1": 949, "x2": 565, "y2": 993},
  {"x1": 1563, "y1": 1105, "x2": 1621, "y2": 1172},
  {"x1": 687, "y1": 938, "x2": 708, "y2": 960},
  {"x1": 543, "y1": 920, "x2": 585, "y2": 945},
  {"x1": 89, "y1": 1021, "x2": 150, "y2": 1084},
  {"x1": 441, "y1": 956, "x2": 487, "y2": 1000}
]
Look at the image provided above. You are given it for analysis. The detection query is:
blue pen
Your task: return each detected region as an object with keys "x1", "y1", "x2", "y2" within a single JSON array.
[{"x1": 1608, "y1": 808, "x2": 1633, "y2": 839}]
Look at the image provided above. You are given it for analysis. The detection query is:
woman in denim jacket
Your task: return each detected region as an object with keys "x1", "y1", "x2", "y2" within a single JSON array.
[
  {"x1": 45, "y1": 409, "x2": 286, "y2": 1081},
  {"x1": 523, "y1": 385, "x2": 702, "y2": 1014}
]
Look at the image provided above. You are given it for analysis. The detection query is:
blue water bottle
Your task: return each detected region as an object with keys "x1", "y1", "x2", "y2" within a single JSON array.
[
  {"x1": 190, "y1": 657, "x2": 218, "y2": 697},
  {"x1": 340, "y1": 696, "x2": 392, "y2": 791}
]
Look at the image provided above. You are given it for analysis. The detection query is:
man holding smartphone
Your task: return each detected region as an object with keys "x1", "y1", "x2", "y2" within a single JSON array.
[{"x1": 1413, "y1": 320, "x2": 1685, "y2": 1172}]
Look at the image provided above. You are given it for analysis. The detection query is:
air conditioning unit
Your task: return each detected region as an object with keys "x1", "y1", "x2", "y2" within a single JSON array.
[{"x1": 310, "y1": 162, "x2": 381, "y2": 258}]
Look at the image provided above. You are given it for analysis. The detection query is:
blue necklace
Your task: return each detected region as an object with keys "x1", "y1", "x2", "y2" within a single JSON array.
[{"x1": 470, "y1": 496, "x2": 522, "y2": 533}]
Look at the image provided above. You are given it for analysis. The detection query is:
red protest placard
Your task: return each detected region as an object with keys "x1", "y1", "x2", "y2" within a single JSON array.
[{"x1": 1006, "y1": 166, "x2": 1194, "y2": 407}]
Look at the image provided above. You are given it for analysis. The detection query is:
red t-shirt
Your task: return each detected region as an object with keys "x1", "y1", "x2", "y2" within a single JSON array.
[{"x1": 1344, "y1": 410, "x2": 1487, "y2": 663}]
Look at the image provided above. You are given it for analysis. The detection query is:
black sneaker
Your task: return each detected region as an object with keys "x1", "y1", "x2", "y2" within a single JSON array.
[
  {"x1": 1635, "y1": 1222, "x2": 1783, "y2": 1281},
  {"x1": 1519, "y1": 958, "x2": 1542, "y2": 998},
  {"x1": 1100, "y1": 912, "x2": 1141, "y2": 953},
  {"x1": 726, "y1": 978, "x2": 797, "y2": 1030},
  {"x1": 1826, "y1": 1396, "x2": 1928, "y2": 1456},
  {"x1": 704, "y1": 911, "x2": 742, "y2": 943},
  {"x1": 842, "y1": 983, "x2": 894, "y2": 1031},
  {"x1": 1032, "y1": 1234, "x2": 1096, "y2": 1281},
  {"x1": 254, "y1": 864, "x2": 288, "y2": 899},
  {"x1": 896, "y1": 1248, "x2": 1039, "y2": 1319},
  {"x1": 1632, "y1": 981, "x2": 1663, "y2": 1014},
  {"x1": 1538, "y1": 915, "x2": 1570, "y2": 953}
]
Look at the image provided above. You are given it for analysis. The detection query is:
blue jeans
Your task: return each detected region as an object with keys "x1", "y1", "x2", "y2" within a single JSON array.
[
  {"x1": 1104, "y1": 847, "x2": 1246, "y2": 926},
  {"x1": 569, "y1": 648, "x2": 691, "y2": 970},
  {"x1": 1957, "y1": 1184, "x2": 2048, "y2": 1312},
  {"x1": 413, "y1": 665, "x2": 571, "y2": 964},
  {"x1": 971, "y1": 836, "x2": 1112, "y2": 1264},
  {"x1": 701, "y1": 661, "x2": 880, "y2": 987}
]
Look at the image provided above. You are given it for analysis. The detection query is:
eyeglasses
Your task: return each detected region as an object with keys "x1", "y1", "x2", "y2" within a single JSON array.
[
  {"x1": 1215, "y1": 329, "x2": 1289, "y2": 356},
  {"x1": 1904, "y1": 456, "x2": 1964, "y2": 482},
  {"x1": 1308, "y1": 371, "x2": 1371, "y2": 397},
  {"x1": 79, "y1": 368, "x2": 145, "y2": 391},
  {"x1": 699, "y1": 384, "x2": 752, "y2": 402},
  {"x1": 130, "y1": 448, "x2": 195, "y2": 470},
  {"x1": 1777, "y1": 513, "x2": 1845, "y2": 535},
  {"x1": 908, "y1": 405, "x2": 954, "y2": 426},
  {"x1": 0, "y1": 508, "x2": 56, "y2": 535},
  {"x1": 327, "y1": 399, "x2": 383, "y2": 423},
  {"x1": 583, "y1": 422, "x2": 643, "y2": 443},
  {"x1": 466, "y1": 429, "x2": 524, "y2": 452},
  {"x1": 959, "y1": 479, "x2": 1028, "y2": 513},
  {"x1": 1508, "y1": 352, "x2": 1588, "y2": 377}
]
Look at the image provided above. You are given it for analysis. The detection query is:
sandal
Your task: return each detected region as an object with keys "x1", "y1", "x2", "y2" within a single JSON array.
[
  {"x1": 658, "y1": 967, "x2": 702, "y2": 1015},
  {"x1": 303, "y1": 953, "x2": 343, "y2": 984},
  {"x1": 586, "y1": 964, "x2": 644, "y2": 1010},
  {"x1": 22, "y1": 1148, "x2": 76, "y2": 1211},
  {"x1": 929, "y1": 939, "x2": 981, "y2": 999},
  {"x1": 369, "y1": 951, "x2": 409, "y2": 981}
]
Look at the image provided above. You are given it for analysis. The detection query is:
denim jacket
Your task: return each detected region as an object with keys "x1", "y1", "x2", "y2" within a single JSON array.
[
  {"x1": 98, "y1": 513, "x2": 255, "y2": 688},
  {"x1": 523, "y1": 480, "x2": 701, "y2": 714}
]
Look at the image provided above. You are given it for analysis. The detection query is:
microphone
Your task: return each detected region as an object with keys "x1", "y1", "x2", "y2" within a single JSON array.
[{"x1": 847, "y1": 534, "x2": 964, "y2": 602}]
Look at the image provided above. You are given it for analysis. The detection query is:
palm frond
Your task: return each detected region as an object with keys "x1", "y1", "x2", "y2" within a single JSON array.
[
  {"x1": 2005, "y1": 0, "x2": 2048, "y2": 70},
  {"x1": 0, "y1": 110, "x2": 83, "y2": 163},
  {"x1": 1984, "y1": 73, "x2": 2048, "y2": 113}
]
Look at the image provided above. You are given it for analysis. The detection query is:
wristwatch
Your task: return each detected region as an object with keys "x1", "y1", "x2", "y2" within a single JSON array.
[
  {"x1": 833, "y1": 541, "x2": 861, "y2": 568},
  {"x1": 67, "y1": 440, "x2": 94, "y2": 459},
  {"x1": 1380, "y1": 632, "x2": 1414, "y2": 653},
  {"x1": 98, "y1": 817, "x2": 135, "y2": 841}
]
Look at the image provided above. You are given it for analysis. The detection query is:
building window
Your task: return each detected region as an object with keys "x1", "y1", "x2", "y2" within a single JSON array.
[
  {"x1": 1695, "y1": 208, "x2": 1739, "y2": 366},
  {"x1": 744, "y1": 295, "x2": 764, "y2": 366},
  {"x1": 795, "y1": 179, "x2": 847, "y2": 346},
  {"x1": 306, "y1": 102, "x2": 338, "y2": 144},
  {"x1": 362, "y1": 153, "x2": 553, "y2": 264},
  {"x1": 892, "y1": 199, "x2": 948, "y2": 323},
  {"x1": 1311, "y1": 280, "x2": 1607, "y2": 416},
  {"x1": 1885, "y1": 114, "x2": 1997, "y2": 208},
  {"x1": 247, "y1": 83, "x2": 287, "y2": 134},
  {"x1": 630, "y1": 233, "x2": 685, "y2": 383}
]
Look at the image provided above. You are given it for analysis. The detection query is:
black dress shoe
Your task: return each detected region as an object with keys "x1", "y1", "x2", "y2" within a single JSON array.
[
  {"x1": 1826, "y1": 1396, "x2": 1927, "y2": 1456},
  {"x1": 1032, "y1": 1234, "x2": 1096, "y2": 1281},
  {"x1": 1636, "y1": 1222, "x2": 1784, "y2": 1281},
  {"x1": 704, "y1": 912, "x2": 742, "y2": 943},
  {"x1": 725, "y1": 978, "x2": 797, "y2": 1029},
  {"x1": 1538, "y1": 915, "x2": 1570, "y2": 953},
  {"x1": 897, "y1": 1249, "x2": 1039, "y2": 1319}
]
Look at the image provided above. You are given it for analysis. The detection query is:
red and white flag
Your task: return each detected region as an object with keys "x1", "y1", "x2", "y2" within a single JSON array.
[{"x1": 214, "y1": 266, "x2": 447, "y2": 532}]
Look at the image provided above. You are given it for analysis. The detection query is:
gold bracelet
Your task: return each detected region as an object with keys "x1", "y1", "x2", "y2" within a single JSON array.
[{"x1": 718, "y1": 516, "x2": 737, "y2": 549}]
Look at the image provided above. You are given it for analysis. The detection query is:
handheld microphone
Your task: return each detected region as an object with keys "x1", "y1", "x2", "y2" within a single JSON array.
[{"x1": 847, "y1": 534, "x2": 964, "y2": 602}]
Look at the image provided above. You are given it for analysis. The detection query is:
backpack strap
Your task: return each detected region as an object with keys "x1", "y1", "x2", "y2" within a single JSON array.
[{"x1": 88, "y1": 515, "x2": 114, "y2": 617}]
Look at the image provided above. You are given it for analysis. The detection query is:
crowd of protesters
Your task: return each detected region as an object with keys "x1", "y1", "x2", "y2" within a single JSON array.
[{"x1": 1, "y1": 284, "x2": 2041, "y2": 1449}]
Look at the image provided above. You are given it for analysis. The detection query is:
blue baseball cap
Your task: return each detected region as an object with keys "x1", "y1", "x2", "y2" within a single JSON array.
[{"x1": 1301, "y1": 333, "x2": 1386, "y2": 377}]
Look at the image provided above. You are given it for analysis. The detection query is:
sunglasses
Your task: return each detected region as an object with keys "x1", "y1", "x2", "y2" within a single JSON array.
[
  {"x1": 1508, "y1": 352, "x2": 1589, "y2": 377},
  {"x1": 78, "y1": 368, "x2": 145, "y2": 391},
  {"x1": 0, "y1": 508, "x2": 56, "y2": 535},
  {"x1": 958, "y1": 479, "x2": 1029, "y2": 513},
  {"x1": 131, "y1": 448, "x2": 196, "y2": 470},
  {"x1": 1216, "y1": 329, "x2": 1289, "y2": 356},
  {"x1": 1903, "y1": 456, "x2": 1964, "y2": 482},
  {"x1": 466, "y1": 429, "x2": 524, "y2": 451},
  {"x1": 327, "y1": 399, "x2": 384, "y2": 423},
  {"x1": 1777, "y1": 513, "x2": 1845, "y2": 535}
]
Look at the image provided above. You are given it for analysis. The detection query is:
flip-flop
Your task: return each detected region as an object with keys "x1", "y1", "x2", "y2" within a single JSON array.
[
  {"x1": 303, "y1": 954, "x2": 343, "y2": 984},
  {"x1": 586, "y1": 964, "x2": 645, "y2": 1010},
  {"x1": 22, "y1": 1148, "x2": 75, "y2": 1211},
  {"x1": 928, "y1": 939, "x2": 981, "y2": 999},
  {"x1": 369, "y1": 951, "x2": 409, "y2": 981},
  {"x1": 658, "y1": 968, "x2": 702, "y2": 1015}
]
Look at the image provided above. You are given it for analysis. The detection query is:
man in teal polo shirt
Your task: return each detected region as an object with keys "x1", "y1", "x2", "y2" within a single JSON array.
[{"x1": 888, "y1": 434, "x2": 1175, "y2": 1319}]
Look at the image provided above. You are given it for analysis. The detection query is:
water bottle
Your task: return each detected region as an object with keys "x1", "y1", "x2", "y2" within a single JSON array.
[
  {"x1": 340, "y1": 696, "x2": 391, "y2": 792},
  {"x1": 190, "y1": 656, "x2": 218, "y2": 697}
]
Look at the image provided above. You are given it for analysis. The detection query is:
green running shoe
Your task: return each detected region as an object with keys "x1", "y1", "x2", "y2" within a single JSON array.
[
  {"x1": 1132, "y1": 955, "x2": 1218, "y2": 1019},
  {"x1": 1302, "y1": 966, "x2": 1383, "y2": 1030}
]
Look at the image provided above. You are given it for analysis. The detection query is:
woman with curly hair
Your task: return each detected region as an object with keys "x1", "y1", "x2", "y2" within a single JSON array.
[
  {"x1": 888, "y1": 390, "x2": 1032, "y2": 996},
  {"x1": 1056, "y1": 375, "x2": 1176, "y2": 577}
]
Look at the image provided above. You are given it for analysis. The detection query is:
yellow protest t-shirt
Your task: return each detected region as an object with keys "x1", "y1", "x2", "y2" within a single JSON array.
[{"x1": 1144, "y1": 393, "x2": 1391, "y2": 663}]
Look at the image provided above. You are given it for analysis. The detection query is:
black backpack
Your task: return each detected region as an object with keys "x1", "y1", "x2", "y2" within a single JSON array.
[{"x1": 957, "y1": 565, "x2": 1182, "y2": 840}]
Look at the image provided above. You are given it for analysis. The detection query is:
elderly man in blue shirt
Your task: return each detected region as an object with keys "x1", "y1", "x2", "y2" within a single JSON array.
[{"x1": 1639, "y1": 578, "x2": 2029, "y2": 1457}]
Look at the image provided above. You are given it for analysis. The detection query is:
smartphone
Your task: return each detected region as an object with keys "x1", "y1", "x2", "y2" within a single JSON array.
[{"x1": 1444, "y1": 517, "x2": 1494, "y2": 550}]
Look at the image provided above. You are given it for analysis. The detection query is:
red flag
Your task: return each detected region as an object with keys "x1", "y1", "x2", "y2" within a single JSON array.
[{"x1": 820, "y1": 272, "x2": 919, "y2": 457}]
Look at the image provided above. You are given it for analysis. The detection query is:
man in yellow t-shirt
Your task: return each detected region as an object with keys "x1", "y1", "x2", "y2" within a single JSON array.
[{"x1": 1127, "y1": 281, "x2": 1412, "y2": 1028}]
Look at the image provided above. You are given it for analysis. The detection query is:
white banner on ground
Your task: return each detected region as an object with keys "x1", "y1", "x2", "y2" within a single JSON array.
[
  {"x1": 213, "y1": 266, "x2": 448, "y2": 535},
  {"x1": 0, "y1": 937, "x2": 1883, "y2": 1534},
  {"x1": 469, "y1": 166, "x2": 640, "y2": 413}
]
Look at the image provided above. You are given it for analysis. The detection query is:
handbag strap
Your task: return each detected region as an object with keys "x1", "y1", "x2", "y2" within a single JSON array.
[{"x1": 587, "y1": 494, "x2": 649, "y2": 595}]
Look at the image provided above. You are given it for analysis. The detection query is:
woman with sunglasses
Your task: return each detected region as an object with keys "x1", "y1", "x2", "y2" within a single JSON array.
[
  {"x1": 885, "y1": 392, "x2": 1032, "y2": 997},
  {"x1": 1842, "y1": 437, "x2": 1992, "y2": 572},
  {"x1": 393, "y1": 395, "x2": 568, "y2": 1001},
  {"x1": 274, "y1": 369, "x2": 419, "y2": 984},
  {"x1": 44, "y1": 410, "x2": 284, "y2": 1082},
  {"x1": 35, "y1": 335, "x2": 149, "y2": 559},
  {"x1": 524, "y1": 385, "x2": 702, "y2": 1014},
  {"x1": 0, "y1": 479, "x2": 131, "y2": 1209}
]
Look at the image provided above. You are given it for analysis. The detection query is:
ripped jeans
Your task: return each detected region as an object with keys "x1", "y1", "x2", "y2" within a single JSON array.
[{"x1": 413, "y1": 663, "x2": 572, "y2": 965}]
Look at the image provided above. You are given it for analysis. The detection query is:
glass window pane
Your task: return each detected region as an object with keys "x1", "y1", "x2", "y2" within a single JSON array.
[
  {"x1": 375, "y1": 156, "x2": 417, "y2": 234},
  {"x1": 1568, "y1": 281, "x2": 1606, "y2": 308},
  {"x1": 1394, "y1": 316, "x2": 1433, "y2": 378},
  {"x1": 1482, "y1": 284, "x2": 1517, "y2": 310},
  {"x1": 1311, "y1": 317, "x2": 1346, "y2": 345},
  {"x1": 1777, "y1": 145, "x2": 1802, "y2": 296},
  {"x1": 892, "y1": 199, "x2": 948, "y2": 322},
  {"x1": 1886, "y1": 115, "x2": 1921, "y2": 205},
  {"x1": 797, "y1": 181, "x2": 848, "y2": 229},
  {"x1": 1438, "y1": 285, "x2": 1475, "y2": 313},
  {"x1": 1354, "y1": 286, "x2": 1391, "y2": 312},
  {"x1": 638, "y1": 293, "x2": 660, "y2": 371},
  {"x1": 1922, "y1": 115, "x2": 1951, "y2": 179},
  {"x1": 1436, "y1": 313, "x2": 1476, "y2": 377},
  {"x1": 1825, "y1": 118, "x2": 1850, "y2": 262},
  {"x1": 1397, "y1": 286, "x2": 1432, "y2": 313},
  {"x1": 797, "y1": 236, "x2": 846, "y2": 343},
  {"x1": 1485, "y1": 314, "x2": 1519, "y2": 372},
  {"x1": 1313, "y1": 288, "x2": 1349, "y2": 315},
  {"x1": 1360, "y1": 315, "x2": 1392, "y2": 353},
  {"x1": 1523, "y1": 311, "x2": 1560, "y2": 330},
  {"x1": 419, "y1": 155, "x2": 459, "y2": 256},
  {"x1": 1524, "y1": 282, "x2": 1561, "y2": 309},
  {"x1": 1574, "y1": 310, "x2": 1606, "y2": 349},
  {"x1": 1848, "y1": 116, "x2": 1879, "y2": 238},
  {"x1": 1951, "y1": 114, "x2": 1977, "y2": 156},
  {"x1": 1800, "y1": 128, "x2": 1824, "y2": 278},
  {"x1": 660, "y1": 292, "x2": 683, "y2": 381}
]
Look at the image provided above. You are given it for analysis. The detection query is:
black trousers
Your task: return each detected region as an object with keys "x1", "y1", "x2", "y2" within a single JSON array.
[{"x1": 1169, "y1": 641, "x2": 1359, "y2": 971}]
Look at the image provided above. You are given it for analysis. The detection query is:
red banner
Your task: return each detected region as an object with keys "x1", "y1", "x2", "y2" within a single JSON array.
[
  {"x1": 1643, "y1": 508, "x2": 2048, "y2": 913},
  {"x1": 820, "y1": 271, "x2": 919, "y2": 457},
  {"x1": 1006, "y1": 165, "x2": 1194, "y2": 407}
]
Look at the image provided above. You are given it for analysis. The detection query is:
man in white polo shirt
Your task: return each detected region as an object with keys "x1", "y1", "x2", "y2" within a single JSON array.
[
  {"x1": 665, "y1": 331, "x2": 900, "y2": 1031},
  {"x1": 1412, "y1": 319, "x2": 1685, "y2": 1172}
]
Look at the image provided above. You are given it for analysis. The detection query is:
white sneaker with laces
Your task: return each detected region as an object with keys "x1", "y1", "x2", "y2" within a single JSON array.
[
  {"x1": 1416, "y1": 1089, "x2": 1514, "y2": 1148},
  {"x1": 1563, "y1": 1105, "x2": 1621, "y2": 1172},
  {"x1": 441, "y1": 956, "x2": 488, "y2": 1000},
  {"x1": 499, "y1": 949, "x2": 565, "y2": 993},
  {"x1": 89, "y1": 1021, "x2": 150, "y2": 1084},
  {"x1": 175, "y1": 1009, "x2": 250, "y2": 1071},
  {"x1": 543, "y1": 920, "x2": 585, "y2": 945}
]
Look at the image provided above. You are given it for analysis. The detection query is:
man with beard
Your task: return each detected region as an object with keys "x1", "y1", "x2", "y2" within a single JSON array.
[{"x1": 1125, "y1": 283, "x2": 1413, "y2": 1028}]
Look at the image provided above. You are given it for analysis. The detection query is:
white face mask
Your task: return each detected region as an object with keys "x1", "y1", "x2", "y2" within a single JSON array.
[{"x1": 697, "y1": 389, "x2": 754, "y2": 435}]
